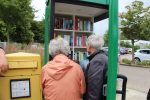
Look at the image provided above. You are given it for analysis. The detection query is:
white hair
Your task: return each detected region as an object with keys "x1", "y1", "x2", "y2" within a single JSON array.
[
  {"x1": 49, "y1": 37, "x2": 70, "y2": 57},
  {"x1": 87, "y1": 34, "x2": 102, "y2": 50}
]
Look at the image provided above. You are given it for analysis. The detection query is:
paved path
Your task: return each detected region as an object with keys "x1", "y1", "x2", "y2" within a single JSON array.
[
  {"x1": 117, "y1": 65, "x2": 150, "y2": 100},
  {"x1": 118, "y1": 65, "x2": 150, "y2": 93}
]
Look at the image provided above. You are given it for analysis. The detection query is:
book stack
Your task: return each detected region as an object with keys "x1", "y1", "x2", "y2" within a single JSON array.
[
  {"x1": 74, "y1": 52, "x2": 88, "y2": 61},
  {"x1": 64, "y1": 35, "x2": 73, "y2": 46},
  {"x1": 55, "y1": 34, "x2": 73, "y2": 46},
  {"x1": 55, "y1": 17, "x2": 73, "y2": 30},
  {"x1": 74, "y1": 35, "x2": 87, "y2": 47},
  {"x1": 75, "y1": 17, "x2": 93, "y2": 31}
]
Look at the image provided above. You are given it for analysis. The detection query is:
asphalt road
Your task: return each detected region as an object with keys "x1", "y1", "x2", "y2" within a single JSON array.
[{"x1": 118, "y1": 64, "x2": 150, "y2": 93}]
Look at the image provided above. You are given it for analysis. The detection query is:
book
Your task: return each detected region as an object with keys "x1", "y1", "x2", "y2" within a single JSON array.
[
  {"x1": 74, "y1": 35, "x2": 87, "y2": 47},
  {"x1": 74, "y1": 51, "x2": 88, "y2": 61},
  {"x1": 75, "y1": 17, "x2": 93, "y2": 31},
  {"x1": 75, "y1": 17, "x2": 79, "y2": 30},
  {"x1": 55, "y1": 17, "x2": 73, "y2": 30}
]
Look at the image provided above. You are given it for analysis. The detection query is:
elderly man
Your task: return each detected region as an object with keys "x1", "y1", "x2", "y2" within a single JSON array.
[
  {"x1": 42, "y1": 37, "x2": 85, "y2": 100},
  {"x1": 84, "y1": 34, "x2": 108, "y2": 100},
  {"x1": 0, "y1": 46, "x2": 8, "y2": 75},
  {"x1": 147, "y1": 89, "x2": 150, "y2": 100}
]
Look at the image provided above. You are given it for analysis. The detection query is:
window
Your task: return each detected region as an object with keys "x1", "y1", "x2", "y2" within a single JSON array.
[
  {"x1": 147, "y1": 50, "x2": 150, "y2": 54},
  {"x1": 140, "y1": 50, "x2": 150, "y2": 54}
]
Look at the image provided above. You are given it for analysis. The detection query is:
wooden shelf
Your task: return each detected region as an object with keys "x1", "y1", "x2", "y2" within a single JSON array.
[
  {"x1": 54, "y1": 29, "x2": 73, "y2": 32},
  {"x1": 54, "y1": 12, "x2": 93, "y2": 61},
  {"x1": 54, "y1": 29, "x2": 93, "y2": 34},
  {"x1": 75, "y1": 30, "x2": 93, "y2": 34},
  {"x1": 74, "y1": 46, "x2": 87, "y2": 49}
]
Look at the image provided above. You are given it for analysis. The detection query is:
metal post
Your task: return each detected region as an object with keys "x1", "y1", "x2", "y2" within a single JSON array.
[
  {"x1": 44, "y1": 1, "x2": 50, "y2": 64},
  {"x1": 107, "y1": 0, "x2": 118, "y2": 100},
  {"x1": 116, "y1": 74, "x2": 127, "y2": 100},
  {"x1": 44, "y1": 0, "x2": 55, "y2": 64}
]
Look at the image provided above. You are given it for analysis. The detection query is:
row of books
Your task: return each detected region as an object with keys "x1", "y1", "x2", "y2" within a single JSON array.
[
  {"x1": 54, "y1": 17, "x2": 73, "y2": 30},
  {"x1": 75, "y1": 17, "x2": 93, "y2": 31},
  {"x1": 74, "y1": 35, "x2": 87, "y2": 47},
  {"x1": 54, "y1": 16, "x2": 93, "y2": 31},
  {"x1": 74, "y1": 52, "x2": 88, "y2": 61},
  {"x1": 55, "y1": 34, "x2": 88, "y2": 47},
  {"x1": 56, "y1": 34, "x2": 73, "y2": 46}
]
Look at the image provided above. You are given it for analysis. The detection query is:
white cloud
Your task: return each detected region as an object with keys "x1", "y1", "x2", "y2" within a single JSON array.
[{"x1": 31, "y1": 0, "x2": 46, "y2": 21}]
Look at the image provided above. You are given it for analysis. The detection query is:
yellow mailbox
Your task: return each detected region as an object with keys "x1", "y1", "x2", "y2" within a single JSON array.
[{"x1": 0, "y1": 52, "x2": 42, "y2": 100}]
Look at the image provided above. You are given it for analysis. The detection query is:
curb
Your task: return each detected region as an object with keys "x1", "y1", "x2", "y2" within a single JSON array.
[{"x1": 120, "y1": 63, "x2": 150, "y2": 68}]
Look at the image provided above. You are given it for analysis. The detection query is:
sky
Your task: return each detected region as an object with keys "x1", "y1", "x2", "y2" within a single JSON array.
[{"x1": 31, "y1": 0, "x2": 150, "y2": 36}]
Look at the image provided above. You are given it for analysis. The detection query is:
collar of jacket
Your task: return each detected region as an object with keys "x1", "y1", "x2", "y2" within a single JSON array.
[{"x1": 88, "y1": 50, "x2": 105, "y2": 61}]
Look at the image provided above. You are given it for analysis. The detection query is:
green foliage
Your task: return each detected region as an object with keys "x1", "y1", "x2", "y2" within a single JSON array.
[
  {"x1": 121, "y1": 1, "x2": 150, "y2": 41},
  {"x1": 120, "y1": 41, "x2": 132, "y2": 48},
  {"x1": 122, "y1": 59, "x2": 132, "y2": 64},
  {"x1": 146, "y1": 45, "x2": 150, "y2": 49},
  {"x1": 134, "y1": 45, "x2": 140, "y2": 51},
  {"x1": 122, "y1": 58, "x2": 150, "y2": 67},
  {"x1": 103, "y1": 30, "x2": 108, "y2": 46},
  {"x1": 121, "y1": 1, "x2": 150, "y2": 62},
  {"x1": 139, "y1": 61, "x2": 150, "y2": 66},
  {"x1": 120, "y1": 34, "x2": 127, "y2": 40},
  {"x1": 0, "y1": 0, "x2": 34, "y2": 44},
  {"x1": 31, "y1": 20, "x2": 44, "y2": 43},
  {"x1": 0, "y1": 19, "x2": 7, "y2": 41}
]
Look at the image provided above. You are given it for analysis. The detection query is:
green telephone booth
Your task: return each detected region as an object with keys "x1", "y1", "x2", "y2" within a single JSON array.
[{"x1": 44, "y1": 0, "x2": 118, "y2": 100}]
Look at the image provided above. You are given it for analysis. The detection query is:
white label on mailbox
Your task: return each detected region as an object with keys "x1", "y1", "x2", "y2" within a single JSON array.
[{"x1": 10, "y1": 79, "x2": 30, "y2": 98}]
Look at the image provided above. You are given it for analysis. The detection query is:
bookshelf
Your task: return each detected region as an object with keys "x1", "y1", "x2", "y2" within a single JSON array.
[
  {"x1": 45, "y1": 1, "x2": 119, "y2": 99},
  {"x1": 54, "y1": 14, "x2": 93, "y2": 61}
]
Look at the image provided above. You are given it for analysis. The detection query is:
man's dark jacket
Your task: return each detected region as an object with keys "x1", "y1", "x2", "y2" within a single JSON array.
[
  {"x1": 84, "y1": 50, "x2": 108, "y2": 100},
  {"x1": 147, "y1": 89, "x2": 150, "y2": 100}
]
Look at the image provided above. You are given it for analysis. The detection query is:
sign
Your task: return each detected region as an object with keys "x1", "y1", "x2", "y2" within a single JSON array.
[{"x1": 10, "y1": 79, "x2": 31, "y2": 99}]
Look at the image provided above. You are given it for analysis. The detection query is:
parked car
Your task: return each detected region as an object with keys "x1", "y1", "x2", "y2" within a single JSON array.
[
  {"x1": 127, "y1": 48, "x2": 132, "y2": 53},
  {"x1": 134, "y1": 49, "x2": 150, "y2": 64},
  {"x1": 102, "y1": 47, "x2": 120, "y2": 63},
  {"x1": 124, "y1": 48, "x2": 128, "y2": 54},
  {"x1": 119, "y1": 47, "x2": 128, "y2": 55},
  {"x1": 102, "y1": 47, "x2": 108, "y2": 52}
]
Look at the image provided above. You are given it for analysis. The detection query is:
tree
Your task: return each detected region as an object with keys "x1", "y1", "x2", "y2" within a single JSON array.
[
  {"x1": 120, "y1": 34, "x2": 127, "y2": 40},
  {"x1": 31, "y1": 20, "x2": 44, "y2": 43},
  {"x1": 120, "y1": 41, "x2": 132, "y2": 48},
  {"x1": 0, "y1": 0, "x2": 34, "y2": 44},
  {"x1": 103, "y1": 30, "x2": 108, "y2": 46},
  {"x1": 121, "y1": 0, "x2": 150, "y2": 63},
  {"x1": 0, "y1": 19, "x2": 7, "y2": 41}
]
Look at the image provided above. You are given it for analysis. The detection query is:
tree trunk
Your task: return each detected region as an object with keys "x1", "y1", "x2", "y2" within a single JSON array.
[
  {"x1": 7, "y1": 33, "x2": 9, "y2": 43},
  {"x1": 6, "y1": 25, "x2": 10, "y2": 44},
  {"x1": 131, "y1": 39, "x2": 134, "y2": 64}
]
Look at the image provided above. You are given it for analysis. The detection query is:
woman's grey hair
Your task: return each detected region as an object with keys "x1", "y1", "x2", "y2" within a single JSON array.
[
  {"x1": 87, "y1": 34, "x2": 102, "y2": 50},
  {"x1": 49, "y1": 37, "x2": 70, "y2": 57}
]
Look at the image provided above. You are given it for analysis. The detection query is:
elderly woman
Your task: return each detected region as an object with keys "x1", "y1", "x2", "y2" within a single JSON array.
[{"x1": 42, "y1": 37, "x2": 85, "y2": 100}]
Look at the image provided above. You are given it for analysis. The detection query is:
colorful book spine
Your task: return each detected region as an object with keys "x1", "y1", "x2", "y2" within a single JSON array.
[
  {"x1": 55, "y1": 17, "x2": 73, "y2": 30},
  {"x1": 74, "y1": 51, "x2": 88, "y2": 61}
]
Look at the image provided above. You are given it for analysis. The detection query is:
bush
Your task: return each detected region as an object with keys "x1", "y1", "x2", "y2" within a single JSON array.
[
  {"x1": 5, "y1": 43, "x2": 44, "y2": 66},
  {"x1": 146, "y1": 45, "x2": 150, "y2": 49},
  {"x1": 134, "y1": 45, "x2": 140, "y2": 51},
  {"x1": 120, "y1": 41, "x2": 132, "y2": 48},
  {"x1": 122, "y1": 59, "x2": 132, "y2": 64},
  {"x1": 139, "y1": 61, "x2": 150, "y2": 66}
]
